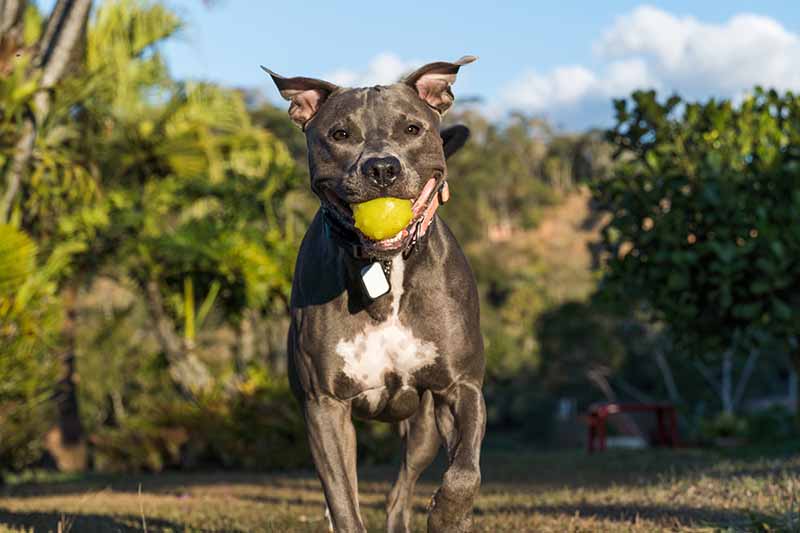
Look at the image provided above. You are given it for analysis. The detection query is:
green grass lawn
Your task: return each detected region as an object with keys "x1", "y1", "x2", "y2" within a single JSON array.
[{"x1": 1, "y1": 445, "x2": 799, "y2": 532}]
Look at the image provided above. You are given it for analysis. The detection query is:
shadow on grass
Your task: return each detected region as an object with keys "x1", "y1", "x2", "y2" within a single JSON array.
[
  {"x1": 0, "y1": 450, "x2": 738, "y2": 500},
  {"x1": 0, "y1": 507, "x2": 226, "y2": 533},
  {"x1": 3, "y1": 470, "x2": 323, "y2": 499},
  {"x1": 5, "y1": 445, "x2": 799, "y2": 511}
]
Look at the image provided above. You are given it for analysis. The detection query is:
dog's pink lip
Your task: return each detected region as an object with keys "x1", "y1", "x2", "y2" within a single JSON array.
[{"x1": 411, "y1": 178, "x2": 438, "y2": 217}]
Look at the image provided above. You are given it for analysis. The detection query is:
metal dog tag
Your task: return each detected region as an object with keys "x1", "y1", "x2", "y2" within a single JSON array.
[{"x1": 360, "y1": 262, "x2": 390, "y2": 299}]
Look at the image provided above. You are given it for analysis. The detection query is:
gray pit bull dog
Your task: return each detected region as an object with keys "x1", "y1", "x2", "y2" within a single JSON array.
[{"x1": 264, "y1": 56, "x2": 485, "y2": 533}]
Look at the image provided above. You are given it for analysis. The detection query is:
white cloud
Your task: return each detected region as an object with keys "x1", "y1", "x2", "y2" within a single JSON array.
[
  {"x1": 502, "y1": 59, "x2": 657, "y2": 113},
  {"x1": 502, "y1": 5, "x2": 800, "y2": 129},
  {"x1": 503, "y1": 65, "x2": 597, "y2": 110},
  {"x1": 325, "y1": 52, "x2": 419, "y2": 87},
  {"x1": 596, "y1": 6, "x2": 800, "y2": 92}
]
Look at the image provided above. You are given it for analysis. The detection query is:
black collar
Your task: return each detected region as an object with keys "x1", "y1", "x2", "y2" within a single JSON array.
[{"x1": 321, "y1": 206, "x2": 369, "y2": 259}]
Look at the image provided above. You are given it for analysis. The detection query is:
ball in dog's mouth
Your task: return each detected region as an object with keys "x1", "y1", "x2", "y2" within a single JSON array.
[
  {"x1": 352, "y1": 198, "x2": 413, "y2": 241},
  {"x1": 323, "y1": 177, "x2": 441, "y2": 250}
]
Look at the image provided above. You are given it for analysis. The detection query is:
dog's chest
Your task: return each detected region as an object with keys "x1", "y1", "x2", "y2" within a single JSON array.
[{"x1": 335, "y1": 257, "x2": 438, "y2": 389}]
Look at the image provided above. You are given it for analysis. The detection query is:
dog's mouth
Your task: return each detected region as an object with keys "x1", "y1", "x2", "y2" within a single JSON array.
[{"x1": 322, "y1": 172, "x2": 444, "y2": 253}]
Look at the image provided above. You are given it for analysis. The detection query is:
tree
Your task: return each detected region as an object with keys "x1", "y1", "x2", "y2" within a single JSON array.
[
  {"x1": 2, "y1": 0, "x2": 301, "y2": 470},
  {"x1": 0, "y1": 0, "x2": 93, "y2": 222},
  {"x1": 593, "y1": 88, "x2": 800, "y2": 414},
  {"x1": 72, "y1": 1, "x2": 298, "y2": 397},
  {"x1": 1, "y1": 0, "x2": 98, "y2": 471}
]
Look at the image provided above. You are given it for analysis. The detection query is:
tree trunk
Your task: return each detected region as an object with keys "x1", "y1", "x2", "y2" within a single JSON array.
[
  {"x1": 0, "y1": 118, "x2": 34, "y2": 222},
  {"x1": 587, "y1": 367, "x2": 643, "y2": 439},
  {"x1": 0, "y1": 0, "x2": 26, "y2": 60},
  {"x1": 36, "y1": 0, "x2": 92, "y2": 91},
  {"x1": 47, "y1": 283, "x2": 88, "y2": 472},
  {"x1": 144, "y1": 280, "x2": 212, "y2": 397},
  {"x1": 721, "y1": 350, "x2": 733, "y2": 414},
  {"x1": 0, "y1": 0, "x2": 30, "y2": 222},
  {"x1": 0, "y1": 0, "x2": 92, "y2": 222},
  {"x1": 654, "y1": 348, "x2": 682, "y2": 404},
  {"x1": 732, "y1": 348, "x2": 760, "y2": 411},
  {"x1": 236, "y1": 309, "x2": 256, "y2": 375}
]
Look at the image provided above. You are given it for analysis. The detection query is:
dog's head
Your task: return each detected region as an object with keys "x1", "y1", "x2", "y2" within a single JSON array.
[{"x1": 264, "y1": 57, "x2": 475, "y2": 255}]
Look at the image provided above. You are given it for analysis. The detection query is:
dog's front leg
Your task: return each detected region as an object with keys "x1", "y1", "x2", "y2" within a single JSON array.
[
  {"x1": 428, "y1": 381, "x2": 486, "y2": 533},
  {"x1": 304, "y1": 395, "x2": 365, "y2": 532}
]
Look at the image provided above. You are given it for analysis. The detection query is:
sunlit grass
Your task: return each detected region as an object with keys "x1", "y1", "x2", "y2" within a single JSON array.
[{"x1": 1, "y1": 446, "x2": 799, "y2": 532}]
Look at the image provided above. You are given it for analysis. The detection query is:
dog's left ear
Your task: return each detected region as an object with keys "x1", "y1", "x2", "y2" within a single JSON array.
[
  {"x1": 403, "y1": 56, "x2": 476, "y2": 115},
  {"x1": 441, "y1": 125, "x2": 470, "y2": 159},
  {"x1": 261, "y1": 66, "x2": 339, "y2": 129}
]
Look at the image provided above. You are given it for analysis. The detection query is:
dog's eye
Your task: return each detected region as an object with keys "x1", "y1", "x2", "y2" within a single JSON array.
[
  {"x1": 331, "y1": 129, "x2": 350, "y2": 141},
  {"x1": 405, "y1": 124, "x2": 421, "y2": 136}
]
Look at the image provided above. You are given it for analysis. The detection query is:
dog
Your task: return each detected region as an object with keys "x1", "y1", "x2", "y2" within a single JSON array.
[{"x1": 264, "y1": 56, "x2": 485, "y2": 533}]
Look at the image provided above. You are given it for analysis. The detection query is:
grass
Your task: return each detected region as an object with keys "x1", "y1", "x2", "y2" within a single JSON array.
[{"x1": 1, "y1": 444, "x2": 799, "y2": 532}]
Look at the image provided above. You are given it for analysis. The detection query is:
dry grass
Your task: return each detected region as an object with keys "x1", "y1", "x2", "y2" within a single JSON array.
[{"x1": 1, "y1": 446, "x2": 799, "y2": 532}]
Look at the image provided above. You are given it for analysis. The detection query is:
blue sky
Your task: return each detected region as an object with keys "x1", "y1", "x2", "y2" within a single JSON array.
[{"x1": 158, "y1": 0, "x2": 800, "y2": 130}]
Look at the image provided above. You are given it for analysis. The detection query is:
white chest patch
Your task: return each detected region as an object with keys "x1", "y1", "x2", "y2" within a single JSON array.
[{"x1": 336, "y1": 256, "x2": 438, "y2": 388}]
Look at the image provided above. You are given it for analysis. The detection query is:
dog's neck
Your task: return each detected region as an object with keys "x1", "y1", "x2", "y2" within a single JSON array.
[
  {"x1": 337, "y1": 218, "x2": 436, "y2": 322},
  {"x1": 340, "y1": 254, "x2": 398, "y2": 322}
]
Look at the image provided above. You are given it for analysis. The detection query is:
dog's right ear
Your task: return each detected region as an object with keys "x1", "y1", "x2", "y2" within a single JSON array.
[
  {"x1": 261, "y1": 66, "x2": 339, "y2": 129},
  {"x1": 403, "y1": 56, "x2": 476, "y2": 115}
]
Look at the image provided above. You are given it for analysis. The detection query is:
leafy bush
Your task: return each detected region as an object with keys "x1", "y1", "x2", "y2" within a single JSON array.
[
  {"x1": 91, "y1": 366, "x2": 310, "y2": 472},
  {"x1": 698, "y1": 407, "x2": 800, "y2": 446},
  {"x1": 0, "y1": 225, "x2": 59, "y2": 474},
  {"x1": 745, "y1": 406, "x2": 798, "y2": 443},
  {"x1": 90, "y1": 363, "x2": 401, "y2": 472},
  {"x1": 700, "y1": 412, "x2": 749, "y2": 441},
  {"x1": 594, "y1": 88, "x2": 800, "y2": 359}
]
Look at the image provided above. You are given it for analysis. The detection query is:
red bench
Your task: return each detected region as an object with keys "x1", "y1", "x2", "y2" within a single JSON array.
[{"x1": 585, "y1": 402, "x2": 678, "y2": 453}]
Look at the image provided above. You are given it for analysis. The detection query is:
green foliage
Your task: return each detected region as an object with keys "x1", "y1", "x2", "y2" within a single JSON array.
[
  {"x1": 442, "y1": 111, "x2": 608, "y2": 381},
  {"x1": 536, "y1": 300, "x2": 626, "y2": 392},
  {"x1": 0, "y1": 54, "x2": 38, "y2": 149},
  {"x1": 744, "y1": 405, "x2": 799, "y2": 443},
  {"x1": 444, "y1": 112, "x2": 558, "y2": 243},
  {"x1": 473, "y1": 250, "x2": 550, "y2": 378},
  {"x1": 444, "y1": 112, "x2": 611, "y2": 245},
  {"x1": 92, "y1": 365, "x2": 309, "y2": 472},
  {"x1": 17, "y1": 0, "x2": 800, "y2": 474},
  {"x1": 78, "y1": 0, "x2": 300, "y2": 321},
  {"x1": 594, "y1": 88, "x2": 800, "y2": 357},
  {"x1": 86, "y1": 0, "x2": 180, "y2": 114},
  {"x1": 70, "y1": 0, "x2": 306, "y2": 467},
  {"x1": 96, "y1": 80, "x2": 298, "y2": 316},
  {"x1": 699, "y1": 411, "x2": 749, "y2": 440},
  {"x1": 0, "y1": 225, "x2": 58, "y2": 472},
  {"x1": 2, "y1": 0, "x2": 305, "y2": 472}
]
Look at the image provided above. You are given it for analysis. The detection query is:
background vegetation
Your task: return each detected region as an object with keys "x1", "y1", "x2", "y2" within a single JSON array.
[{"x1": 1, "y1": 0, "x2": 798, "y2": 483}]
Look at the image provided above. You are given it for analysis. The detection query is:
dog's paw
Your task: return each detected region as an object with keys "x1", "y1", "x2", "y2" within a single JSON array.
[{"x1": 427, "y1": 489, "x2": 474, "y2": 533}]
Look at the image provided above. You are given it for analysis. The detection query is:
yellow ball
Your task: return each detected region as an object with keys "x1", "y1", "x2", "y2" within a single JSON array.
[{"x1": 352, "y1": 197, "x2": 413, "y2": 240}]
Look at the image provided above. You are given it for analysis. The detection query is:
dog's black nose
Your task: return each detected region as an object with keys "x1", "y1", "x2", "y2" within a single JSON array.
[{"x1": 362, "y1": 156, "x2": 401, "y2": 188}]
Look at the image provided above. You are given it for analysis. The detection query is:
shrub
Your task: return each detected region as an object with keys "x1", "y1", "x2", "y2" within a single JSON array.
[
  {"x1": 700, "y1": 412, "x2": 749, "y2": 441},
  {"x1": 745, "y1": 406, "x2": 798, "y2": 443},
  {"x1": 91, "y1": 365, "x2": 310, "y2": 472},
  {"x1": 0, "y1": 225, "x2": 59, "y2": 474}
]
